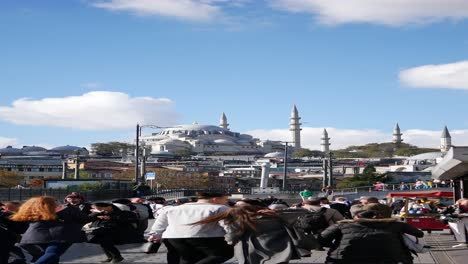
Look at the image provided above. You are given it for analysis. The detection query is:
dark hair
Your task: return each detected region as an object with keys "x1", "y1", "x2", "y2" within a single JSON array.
[
  {"x1": 236, "y1": 199, "x2": 268, "y2": 208},
  {"x1": 93, "y1": 202, "x2": 113, "y2": 207},
  {"x1": 112, "y1": 199, "x2": 132, "y2": 205},
  {"x1": 305, "y1": 198, "x2": 321, "y2": 206},
  {"x1": 195, "y1": 192, "x2": 228, "y2": 199}
]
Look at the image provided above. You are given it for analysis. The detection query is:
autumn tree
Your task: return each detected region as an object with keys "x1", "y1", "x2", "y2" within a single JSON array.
[{"x1": 0, "y1": 170, "x2": 23, "y2": 187}]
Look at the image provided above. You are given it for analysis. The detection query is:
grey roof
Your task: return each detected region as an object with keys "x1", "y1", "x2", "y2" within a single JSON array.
[
  {"x1": 0, "y1": 146, "x2": 23, "y2": 155},
  {"x1": 22, "y1": 146, "x2": 47, "y2": 152},
  {"x1": 394, "y1": 123, "x2": 400, "y2": 131},
  {"x1": 162, "y1": 124, "x2": 229, "y2": 133},
  {"x1": 432, "y1": 146, "x2": 468, "y2": 180},
  {"x1": 441, "y1": 126, "x2": 451, "y2": 138},
  {"x1": 49, "y1": 145, "x2": 84, "y2": 151}
]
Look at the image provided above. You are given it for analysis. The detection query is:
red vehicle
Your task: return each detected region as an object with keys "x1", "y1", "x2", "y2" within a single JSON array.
[{"x1": 388, "y1": 190, "x2": 454, "y2": 233}]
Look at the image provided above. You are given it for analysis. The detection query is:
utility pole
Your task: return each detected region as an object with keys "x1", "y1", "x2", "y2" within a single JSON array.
[
  {"x1": 282, "y1": 142, "x2": 289, "y2": 191},
  {"x1": 328, "y1": 152, "x2": 334, "y2": 187},
  {"x1": 74, "y1": 150, "x2": 80, "y2": 180},
  {"x1": 322, "y1": 157, "x2": 328, "y2": 188},
  {"x1": 135, "y1": 123, "x2": 140, "y2": 184}
]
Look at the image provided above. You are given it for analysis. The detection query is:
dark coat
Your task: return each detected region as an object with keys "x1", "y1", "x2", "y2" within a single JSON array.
[
  {"x1": 0, "y1": 211, "x2": 28, "y2": 245},
  {"x1": 86, "y1": 206, "x2": 143, "y2": 245},
  {"x1": 20, "y1": 206, "x2": 88, "y2": 245},
  {"x1": 64, "y1": 202, "x2": 92, "y2": 215},
  {"x1": 225, "y1": 216, "x2": 300, "y2": 264},
  {"x1": 320, "y1": 218, "x2": 424, "y2": 264}
]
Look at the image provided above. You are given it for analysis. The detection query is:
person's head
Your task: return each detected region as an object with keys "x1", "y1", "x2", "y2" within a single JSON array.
[
  {"x1": 367, "y1": 197, "x2": 379, "y2": 204},
  {"x1": 92, "y1": 202, "x2": 114, "y2": 213},
  {"x1": 457, "y1": 198, "x2": 468, "y2": 207},
  {"x1": 319, "y1": 197, "x2": 330, "y2": 205},
  {"x1": 10, "y1": 196, "x2": 57, "y2": 221},
  {"x1": 65, "y1": 192, "x2": 84, "y2": 205},
  {"x1": 1, "y1": 201, "x2": 21, "y2": 213},
  {"x1": 335, "y1": 197, "x2": 347, "y2": 202},
  {"x1": 195, "y1": 192, "x2": 229, "y2": 205},
  {"x1": 352, "y1": 203, "x2": 391, "y2": 219},
  {"x1": 359, "y1": 196, "x2": 370, "y2": 204},
  {"x1": 305, "y1": 198, "x2": 321, "y2": 206}
]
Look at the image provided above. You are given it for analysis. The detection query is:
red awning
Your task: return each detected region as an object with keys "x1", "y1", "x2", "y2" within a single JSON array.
[{"x1": 388, "y1": 191, "x2": 453, "y2": 198}]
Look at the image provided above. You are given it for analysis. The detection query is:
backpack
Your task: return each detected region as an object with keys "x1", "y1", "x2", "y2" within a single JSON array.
[{"x1": 294, "y1": 207, "x2": 329, "y2": 234}]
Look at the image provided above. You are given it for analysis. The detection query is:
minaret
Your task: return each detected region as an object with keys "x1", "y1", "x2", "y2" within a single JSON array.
[
  {"x1": 440, "y1": 126, "x2": 452, "y2": 152},
  {"x1": 289, "y1": 105, "x2": 302, "y2": 148},
  {"x1": 219, "y1": 112, "x2": 229, "y2": 130},
  {"x1": 392, "y1": 123, "x2": 403, "y2": 144},
  {"x1": 321, "y1": 128, "x2": 331, "y2": 153}
]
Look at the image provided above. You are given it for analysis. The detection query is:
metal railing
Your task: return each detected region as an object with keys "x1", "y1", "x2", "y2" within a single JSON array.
[
  {"x1": 331, "y1": 182, "x2": 453, "y2": 196},
  {"x1": 0, "y1": 188, "x2": 134, "y2": 202}
]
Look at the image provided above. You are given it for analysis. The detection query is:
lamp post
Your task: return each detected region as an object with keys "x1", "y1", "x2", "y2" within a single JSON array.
[
  {"x1": 134, "y1": 124, "x2": 171, "y2": 184},
  {"x1": 281, "y1": 141, "x2": 293, "y2": 191}
]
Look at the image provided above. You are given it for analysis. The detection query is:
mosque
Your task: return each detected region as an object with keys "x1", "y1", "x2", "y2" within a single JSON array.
[{"x1": 140, "y1": 105, "x2": 303, "y2": 155}]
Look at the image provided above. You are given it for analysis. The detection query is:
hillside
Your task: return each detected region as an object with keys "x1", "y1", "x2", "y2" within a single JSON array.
[{"x1": 332, "y1": 142, "x2": 439, "y2": 158}]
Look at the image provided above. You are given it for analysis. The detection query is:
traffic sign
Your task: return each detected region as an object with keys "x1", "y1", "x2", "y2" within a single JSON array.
[{"x1": 146, "y1": 172, "x2": 156, "y2": 180}]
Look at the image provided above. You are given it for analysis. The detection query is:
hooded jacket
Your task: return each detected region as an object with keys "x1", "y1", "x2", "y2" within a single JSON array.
[{"x1": 320, "y1": 218, "x2": 424, "y2": 264}]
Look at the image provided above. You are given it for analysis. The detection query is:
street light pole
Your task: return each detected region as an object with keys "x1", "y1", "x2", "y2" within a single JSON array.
[
  {"x1": 135, "y1": 123, "x2": 140, "y2": 184},
  {"x1": 282, "y1": 142, "x2": 290, "y2": 191}
]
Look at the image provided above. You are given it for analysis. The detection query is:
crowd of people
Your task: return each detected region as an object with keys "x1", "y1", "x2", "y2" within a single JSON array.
[{"x1": 0, "y1": 190, "x2": 436, "y2": 264}]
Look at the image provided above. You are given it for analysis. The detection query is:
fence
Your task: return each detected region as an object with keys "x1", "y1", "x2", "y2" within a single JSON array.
[{"x1": 0, "y1": 188, "x2": 134, "y2": 202}]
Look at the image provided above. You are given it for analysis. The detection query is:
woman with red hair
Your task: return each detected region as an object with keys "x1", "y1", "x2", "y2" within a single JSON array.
[{"x1": 11, "y1": 196, "x2": 88, "y2": 264}]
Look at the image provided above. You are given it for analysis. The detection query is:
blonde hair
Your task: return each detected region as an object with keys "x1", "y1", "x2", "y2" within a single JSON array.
[{"x1": 10, "y1": 196, "x2": 57, "y2": 222}]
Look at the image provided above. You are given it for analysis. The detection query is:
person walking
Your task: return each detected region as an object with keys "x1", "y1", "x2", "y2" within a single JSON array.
[
  {"x1": 0, "y1": 201, "x2": 29, "y2": 264},
  {"x1": 148, "y1": 191, "x2": 234, "y2": 264},
  {"x1": 63, "y1": 192, "x2": 92, "y2": 215},
  {"x1": 10, "y1": 196, "x2": 88, "y2": 264},
  {"x1": 85, "y1": 202, "x2": 143, "y2": 263},
  {"x1": 195, "y1": 205, "x2": 300, "y2": 264},
  {"x1": 320, "y1": 203, "x2": 424, "y2": 264}
]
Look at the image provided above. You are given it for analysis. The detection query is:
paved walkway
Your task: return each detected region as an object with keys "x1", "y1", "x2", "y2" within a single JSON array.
[{"x1": 57, "y1": 232, "x2": 450, "y2": 264}]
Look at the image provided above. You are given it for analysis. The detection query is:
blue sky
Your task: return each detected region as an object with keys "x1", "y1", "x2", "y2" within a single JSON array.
[{"x1": 1, "y1": 0, "x2": 468, "y2": 150}]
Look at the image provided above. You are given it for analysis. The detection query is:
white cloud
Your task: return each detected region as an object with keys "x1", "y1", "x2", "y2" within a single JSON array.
[
  {"x1": 91, "y1": 0, "x2": 224, "y2": 22},
  {"x1": 399, "y1": 61, "x2": 468, "y2": 90},
  {"x1": 271, "y1": 0, "x2": 468, "y2": 26},
  {"x1": 246, "y1": 127, "x2": 468, "y2": 149},
  {"x1": 0, "y1": 91, "x2": 180, "y2": 130},
  {"x1": 0, "y1": 137, "x2": 18, "y2": 148}
]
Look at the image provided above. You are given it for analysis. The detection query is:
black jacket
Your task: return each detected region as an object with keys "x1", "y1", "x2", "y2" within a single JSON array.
[
  {"x1": 0, "y1": 211, "x2": 28, "y2": 245},
  {"x1": 86, "y1": 206, "x2": 143, "y2": 245},
  {"x1": 320, "y1": 218, "x2": 424, "y2": 264},
  {"x1": 20, "y1": 206, "x2": 88, "y2": 245}
]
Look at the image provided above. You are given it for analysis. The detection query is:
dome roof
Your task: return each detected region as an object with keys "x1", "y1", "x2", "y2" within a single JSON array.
[
  {"x1": 162, "y1": 124, "x2": 229, "y2": 134},
  {"x1": 264, "y1": 151, "x2": 285, "y2": 158},
  {"x1": 50, "y1": 145, "x2": 83, "y2": 151},
  {"x1": 0, "y1": 146, "x2": 22, "y2": 155},
  {"x1": 408, "y1": 152, "x2": 444, "y2": 161},
  {"x1": 236, "y1": 139, "x2": 252, "y2": 145},
  {"x1": 22, "y1": 146, "x2": 47, "y2": 152}
]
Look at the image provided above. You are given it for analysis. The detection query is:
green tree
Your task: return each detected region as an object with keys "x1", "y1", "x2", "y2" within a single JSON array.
[
  {"x1": 91, "y1": 142, "x2": 135, "y2": 157},
  {"x1": 337, "y1": 165, "x2": 387, "y2": 188},
  {"x1": 293, "y1": 148, "x2": 324, "y2": 158}
]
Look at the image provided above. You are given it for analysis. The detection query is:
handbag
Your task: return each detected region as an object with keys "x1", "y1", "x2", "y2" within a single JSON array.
[{"x1": 402, "y1": 234, "x2": 429, "y2": 254}]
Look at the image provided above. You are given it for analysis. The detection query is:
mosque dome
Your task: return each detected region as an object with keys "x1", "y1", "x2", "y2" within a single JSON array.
[
  {"x1": 161, "y1": 124, "x2": 229, "y2": 135},
  {"x1": 0, "y1": 146, "x2": 23, "y2": 155},
  {"x1": 236, "y1": 139, "x2": 252, "y2": 145}
]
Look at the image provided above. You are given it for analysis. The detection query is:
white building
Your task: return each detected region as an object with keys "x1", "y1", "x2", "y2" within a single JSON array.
[{"x1": 140, "y1": 113, "x2": 285, "y2": 155}]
